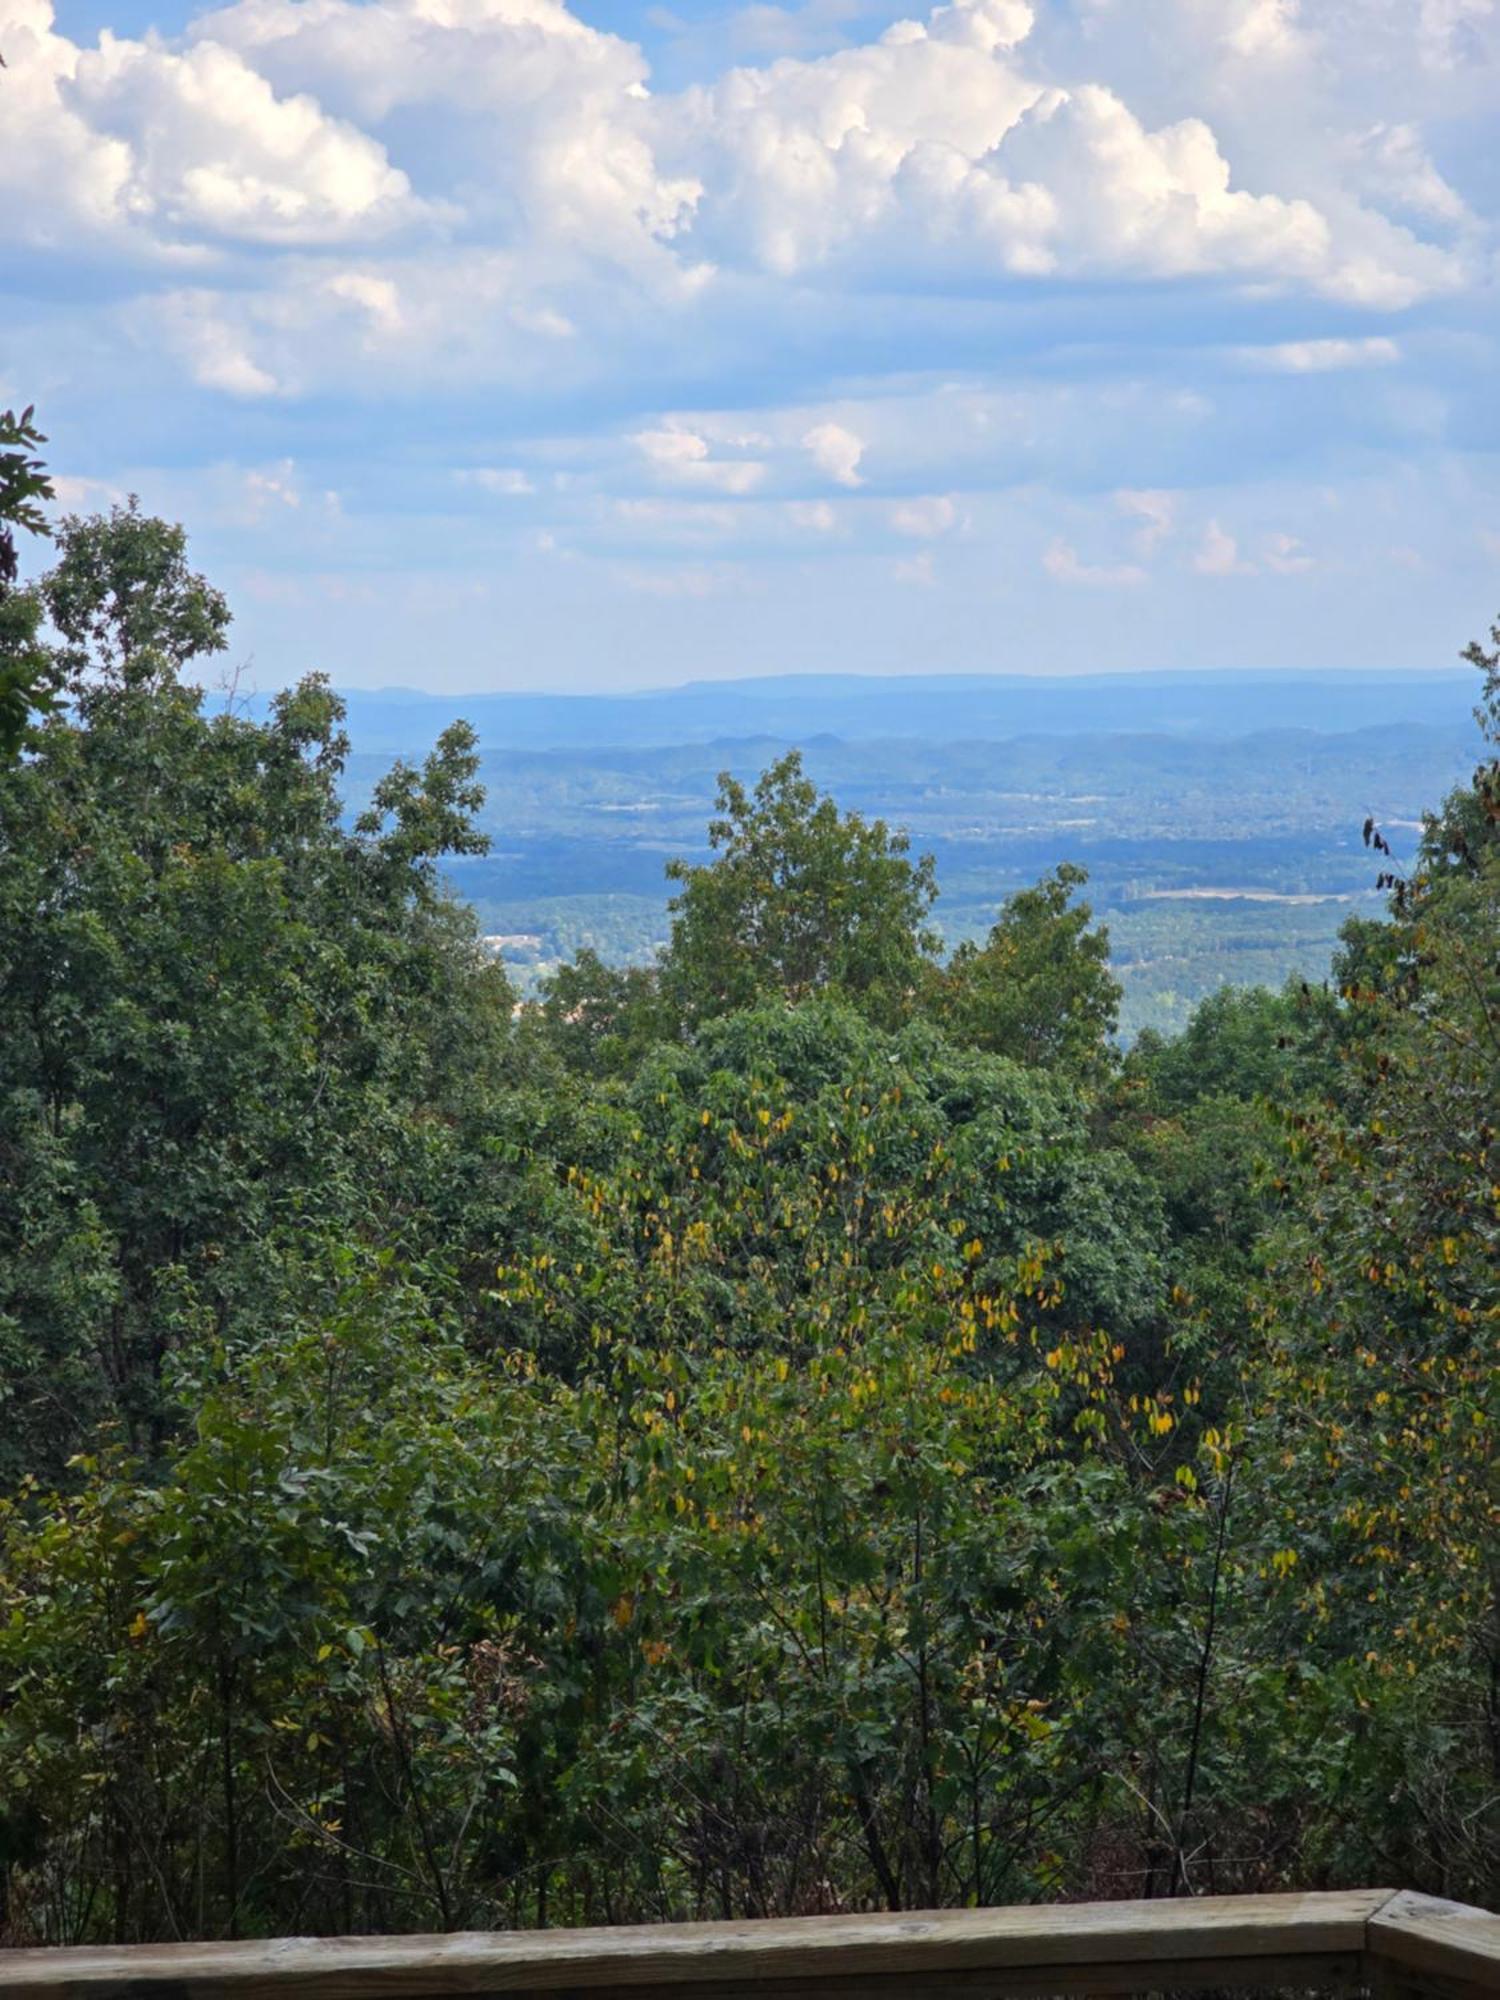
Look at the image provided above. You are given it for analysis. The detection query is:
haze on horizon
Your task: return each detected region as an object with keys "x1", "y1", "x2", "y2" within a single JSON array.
[{"x1": 5, "y1": 0, "x2": 1498, "y2": 693}]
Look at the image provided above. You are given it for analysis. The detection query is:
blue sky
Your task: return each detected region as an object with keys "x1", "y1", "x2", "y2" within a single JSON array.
[{"x1": 5, "y1": 0, "x2": 1498, "y2": 691}]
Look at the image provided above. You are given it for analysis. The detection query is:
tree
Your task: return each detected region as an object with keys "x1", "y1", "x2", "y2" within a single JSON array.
[
  {"x1": 497, "y1": 999, "x2": 1164, "y2": 1376},
  {"x1": 1126, "y1": 982, "x2": 1338, "y2": 1115},
  {"x1": 939, "y1": 864, "x2": 1120, "y2": 1079},
  {"x1": 1415, "y1": 611, "x2": 1500, "y2": 883},
  {"x1": 533, "y1": 948, "x2": 669, "y2": 1079},
  {"x1": 44, "y1": 497, "x2": 230, "y2": 691},
  {"x1": 0, "y1": 506, "x2": 514, "y2": 1473},
  {"x1": 659, "y1": 752, "x2": 939, "y2": 1029},
  {"x1": 0, "y1": 406, "x2": 56, "y2": 757},
  {"x1": 1238, "y1": 617, "x2": 1500, "y2": 1902}
]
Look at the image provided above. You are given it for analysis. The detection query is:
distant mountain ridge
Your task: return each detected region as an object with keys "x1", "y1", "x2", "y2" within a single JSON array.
[
  {"x1": 282, "y1": 668, "x2": 1481, "y2": 1039},
  {"x1": 309, "y1": 670, "x2": 1474, "y2": 757}
]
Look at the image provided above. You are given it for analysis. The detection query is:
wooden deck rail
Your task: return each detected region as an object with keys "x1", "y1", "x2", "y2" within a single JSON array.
[{"x1": 0, "y1": 1890, "x2": 1495, "y2": 2000}]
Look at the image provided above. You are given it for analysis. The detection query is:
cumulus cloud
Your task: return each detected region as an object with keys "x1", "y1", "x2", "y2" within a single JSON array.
[
  {"x1": 1115, "y1": 488, "x2": 1176, "y2": 553},
  {"x1": 0, "y1": 0, "x2": 420, "y2": 248},
  {"x1": 325, "y1": 271, "x2": 404, "y2": 330},
  {"x1": 1224, "y1": 0, "x2": 1310, "y2": 60},
  {"x1": 0, "y1": 0, "x2": 1478, "y2": 404},
  {"x1": 632, "y1": 425, "x2": 767, "y2": 493},
  {"x1": 663, "y1": 0, "x2": 1462, "y2": 303},
  {"x1": 1194, "y1": 520, "x2": 1256, "y2": 576},
  {"x1": 634, "y1": 428, "x2": 714, "y2": 469},
  {"x1": 803, "y1": 422, "x2": 865, "y2": 487},
  {"x1": 5, "y1": 0, "x2": 1495, "y2": 679},
  {"x1": 1044, "y1": 539, "x2": 1147, "y2": 587},
  {"x1": 0, "y1": 0, "x2": 134, "y2": 241},
  {"x1": 190, "y1": 0, "x2": 702, "y2": 267},
  {"x1": 75, "y1": 34, "x2": 420, "y2": 244}
]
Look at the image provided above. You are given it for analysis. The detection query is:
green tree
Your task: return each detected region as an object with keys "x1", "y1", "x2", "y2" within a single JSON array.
[
  {"x1": 0, "y1": 406, "x2": 57, "y2": 757},
  {"x1": 659, "y1": 752, "x2": 939, "y2": 1029},
  {"x1": 939, "y1": 864, "x2": 1120, "y2": 1078},
  {"x1": 532, "y1": 948, "x2": 669, "y2": 1079},
  {"x1": 1238, "y1": 619, "x2": 1500, "y2": 1902},
  {"x1": 45, "y1": 498, "x2": 230, "y2": 689},
  {"x1": 0, "y1": 506, "x2": 514, "y2": 1473},
  {"x1": 1127, "y1": 982, "x2": 1338, "y2": 1115},
  {"x1": 498, "y1": 1000, "x2": 1164, "y2": 1377},
  {"x1": 1418, "y1": 611, "x2": 1500, "y2": 882}
]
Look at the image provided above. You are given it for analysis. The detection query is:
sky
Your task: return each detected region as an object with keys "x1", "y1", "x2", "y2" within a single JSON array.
[{"x1": 3, "y1": 0, "x2": 1498, "y2": 692}]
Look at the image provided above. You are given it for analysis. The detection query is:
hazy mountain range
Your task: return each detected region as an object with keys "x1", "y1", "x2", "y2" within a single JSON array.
[
  {"x1": 325, "y1": 671, "x2": 1474, "y2": 756},
  {"x1": 305, "y1": 669, "x2": 1482, "y2": 1039}
]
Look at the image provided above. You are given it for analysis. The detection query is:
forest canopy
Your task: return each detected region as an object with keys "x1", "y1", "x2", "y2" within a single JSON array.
[{"x1": 0, "y1": 492, "x2": 1495, "y2": 1942}]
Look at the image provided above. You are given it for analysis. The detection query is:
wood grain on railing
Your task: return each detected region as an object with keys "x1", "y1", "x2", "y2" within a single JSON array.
[
  {"x1": 1367, "y1": 1891, "x2": 1500, "y2": 2000},
  {"x1": 2, "y1": 1887, "x2": 1496, "y2": 1998},
  {"x1": 0, "y1": 1891, "x2": 1395, "y2": 1999}
]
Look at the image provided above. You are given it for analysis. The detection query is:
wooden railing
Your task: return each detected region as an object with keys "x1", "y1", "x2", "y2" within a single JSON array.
[{"x1": 0, "y1": 1890, "x2": 1495, "y2": 1999}]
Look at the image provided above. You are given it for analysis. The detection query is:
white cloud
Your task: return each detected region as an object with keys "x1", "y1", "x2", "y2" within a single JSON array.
[
  {"x1": 0, "y1": 1, "x2": 421, "y2": 249},
  {"x1": 1224, "y1": 0, "x2": 1309, "y2": 59},
  {"x1": 1264, "y1": 530, "x2": 1315, "y2": 572},
  {"x1": 632, "y1": 425, "x2": 766, "y2": 493},
  {"x1": 1115, "y1": 487, "x2": 1175, "y2": 553},
  {"x1": 1044, "y1": 538, "x2": 1147, "y2": 587},
  {"x1": 889, "y1": 494, "x2": 958, "y2": 537},
  {"x1": 191, "y1": 0, "x2": 702, "y2": 269},
  {"x1": 74, "y1": 34, "x2": 421, "y2": 244},
  {"x1": 325, "y1": 271, "x2": 404, "y2": 330},
  {"x1": 4, "y1": 0, "x2": 1496, "y2": 694},
  {"x1": 1416, "y1": 0, "x2": 1496, "y2": 71},
  {"x1": 1, "y1": 0, "x2": 1477, "y2": 408},
  {"x1": 151, "y1": 292, "x2": 283, "y2": 396},
  {"x1": 1194, "y1": 519, "x2": 1256, "y2": 576},
  {"x1": 666, "y1": 4, "x2": 1461, "y2": 304},
  {"x1": 1238, "y1": 336, "x2": 1402, "y2": 371},
  {"x1": 241, "y1": 459, "x2": 301, "y2": 515},
  {"x1": 633, "y1": 427, "x2": 711, "y2": 468},
  {"x1": 803, "y1": 421, "x2": 865, "y2": 487},
  {"x1": 0, "y1": 0, "x2": 135, "y2": 241},
  {"x1": 1350, "y1": 123, "x2": 1472, "y2": 224},
  {"x1": 50, "y1": 472, "x2": 127, "y2": 510}
]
